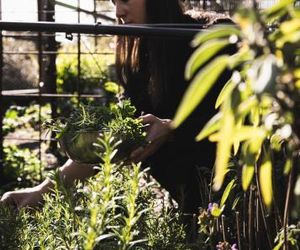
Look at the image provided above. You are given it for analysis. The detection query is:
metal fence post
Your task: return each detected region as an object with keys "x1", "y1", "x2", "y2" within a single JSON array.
[{"x1": 0, "y1": 0, "x2": 4, "y2": 181}]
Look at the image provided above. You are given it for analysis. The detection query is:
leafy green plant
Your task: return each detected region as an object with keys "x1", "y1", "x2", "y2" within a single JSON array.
[
  {"x1": 174, "y1": 0, "x2": 299, "y2": 205},
  {"x1": 44, "y1": 99, "x2": 146, "y2": 164},
  {"x1": 174, "y1": 0, "x2": 300, "y2": 248},
  {"x1": 0, "y1": 132, "x2": 187, "y2": 250}
]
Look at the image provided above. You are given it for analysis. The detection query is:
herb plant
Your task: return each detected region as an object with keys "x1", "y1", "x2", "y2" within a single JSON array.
[
  {"x1": 0, "y1": 132, "x2": 187, "y2": 250},
  {"x1": 44, "y1": 99, "x2": 146, "y2": 163}
]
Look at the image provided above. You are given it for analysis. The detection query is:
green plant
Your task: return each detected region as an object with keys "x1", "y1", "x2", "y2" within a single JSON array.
[
  {"x1": 174, "y1": 0, "x2": 300, "y2": 248},
  {"x1": 44, "y1": 99, "x2": 146, "y2": 164},
  {"x1": 0, "y1": 133, "x2": 188, "y2": 250}
]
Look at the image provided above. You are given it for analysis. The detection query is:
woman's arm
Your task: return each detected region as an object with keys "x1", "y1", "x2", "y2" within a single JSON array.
[{"x1": 0, "y1": 160, "x2": 95, "y2": 209}]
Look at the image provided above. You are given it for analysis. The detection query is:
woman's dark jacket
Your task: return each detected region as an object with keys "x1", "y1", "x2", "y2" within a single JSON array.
[{"x1": 124, "y1": 15, "x2": 235, "y2": 213}]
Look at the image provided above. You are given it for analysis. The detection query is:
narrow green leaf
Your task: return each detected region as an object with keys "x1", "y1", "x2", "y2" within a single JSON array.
[
  {"x1": 242, "y1": 164, "x2": 254, "y2": 191},
  {"x1": 173, "y1": 55, "x2": 229, "y2": 128},
  {"x1": 232, "y1": 195, "x2": 241, "y2": 210},
  {"x1": 229, "y1": 50, "x2": 253, "y2": 69},
  {"x1": 233, "y1": 126, "x2": 266, "y2": 143},
  {"x1": 196, "y1": 113, "x2": 222, "y2": 141},
  {"x1": 280, "y1": 19, "x2": 300, "y2": 35},
  {"x1": 233, "y1": 117, "x2": 244, "y2": 155},
  {"x1": 185, "y1": 39, "x2": 229, "y2": 79},
  {"x1": 237, "y1": 96, "x2": 258, "y2": 116},
  {"x1": 259, "y1": 152, "x2": 273, "y2": 207},
  {"x1": 210, "y1": 204, "x2": 224, "y2": 217},
  {"x1": 284, "y1": 157, "x2": 292, "y2": 175},
  {"x1": 249, "y1": 105, "x2": 260, "y2": 126},
  {"x1": 213, "y1": 98, "x2": 234, "y2": 191},
  {"x1": 263, "y1": 0, "x2": 294, "y2": 20},
  {"x1": 276, "y1": 31, "x2": 300, "y2": 48},
  {"x1": 220, "y1": 179, "x2": 236, "y2": 206},
  {"x1": 191, "y1": 25, "x2": 240, "y2": 47},
  {"x1": 215, "y1": 79, "x2": 235, "y2": 109},
  {"x1": 273, "y1": 241, "x2": 284, "y2": 250}
]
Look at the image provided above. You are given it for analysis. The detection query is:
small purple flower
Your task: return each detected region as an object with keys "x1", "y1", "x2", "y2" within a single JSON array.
[
  {"x1": 231, "y1": 243, "x2": 238, "y2": 250},
  {"x1": 207, "y1": 203, "x2": 213, "y2": 213}
]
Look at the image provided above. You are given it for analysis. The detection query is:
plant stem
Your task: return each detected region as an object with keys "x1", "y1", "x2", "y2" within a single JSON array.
[
  {"x1": 283, "y1": 156, "x2": 295, "y2": 250},
  {"x1": 255, "y1": 162, "x2": 273, "y2": 249}
]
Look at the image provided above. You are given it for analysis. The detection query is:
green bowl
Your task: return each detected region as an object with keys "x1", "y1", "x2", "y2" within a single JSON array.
[
  {"x1": 58, "y1": 131, "x2": 140, "y2": 164},
  {"x1": 59, "y1": 131, "x2": 104, "y2": 164}
]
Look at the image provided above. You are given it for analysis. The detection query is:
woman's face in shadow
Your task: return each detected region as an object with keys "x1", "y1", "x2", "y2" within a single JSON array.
[{"x1": 113, "y1": 0, "x2": 146, "y2": 24}]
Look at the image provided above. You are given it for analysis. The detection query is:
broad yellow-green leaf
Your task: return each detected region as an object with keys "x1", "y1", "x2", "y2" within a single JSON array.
[
  {"x1": 233, "y1": 117, "x2": 244, "y2": 155},
  {"x1": 237, "y1": 96, "x2": 258, "y2": 116},
  {"x1": 220, "y1": 179, "x2": 236, "y2": 206},
  {"x1": 213, "y1": 98, "x2": 234, "y2": 191},
  {"x1": 210, "y1": 204, "x2": 224, "y2": 217},
  {"x1": 191, "y1": 25, "x2": 240, "y2": 47},
  {"x1": 173, "y1": 55, "x2": 229, "y2": 128},
  {"x1": 294, "y1": 68, "x2": 300, "y2": 78},
  {"x1": 284, "y1": 157, "x2": 292, "y2": 175},
  {"x1": 270, "y1": 134, "x2": 283, "y2": 151},
  {"x1": 104, "y1": 81, "x2": 123, "y2": 94},
  {"x1": 196, "y1": 113, "x2": 222, "y2": 141},
  {"x1": 208, "y1": 132, "x2": 220, "y2": 142},
  {"x1": 263, "y1": 0, "x2": 294, "y2": 20},
  {"x1": 229, "y1": 50, "x2": 254, "y2": 69},
  {"x1": 215, "y1": 79, "x2": 235, "y2": 109},
  {"x1": 276, "y1": 31, "x2": 300, "y2": 48},
  {"x1": 249, "y1": 105, "x2": 260, "y2": 126},
  {"x1": 280, "y1": 19, "x2": 300, "y2": 34},
  {"x1": 233, "y1": 126, "x2": 266, "y2": 143},
  {"x1": 259, "y1": 152, "x2": 273, "y2": 207},
  {"x1": 242, "y1": 164, "x2": 254, "y2": 191},
  {"x1": 185, "y1": 39, "x2": 229, "y2": 79},
  {"x1": 248, "y1": 138, "x2": 264, "y2": 158},
  {"x1": 290, "y1": 8, "x2": 300, "y2": 18}
]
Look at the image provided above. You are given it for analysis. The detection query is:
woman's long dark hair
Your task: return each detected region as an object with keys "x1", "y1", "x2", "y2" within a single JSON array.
[
  {"x1": 116, "y1": 0, "x2": 190, "y2": 111},
  {"x1": 115, "y1": 0, "x2": 230, "y2": 114}
]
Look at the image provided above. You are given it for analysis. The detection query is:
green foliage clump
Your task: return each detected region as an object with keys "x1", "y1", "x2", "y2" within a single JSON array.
[
  {"x1": 174, "y1": 0, "x2": 300, "y2": 249},
  {"x1": 44, "y1": 99, "x2": 146, "y2": 163},
  {"x1": 0, "y1": 133, "x2": 187, "y2": 250}
]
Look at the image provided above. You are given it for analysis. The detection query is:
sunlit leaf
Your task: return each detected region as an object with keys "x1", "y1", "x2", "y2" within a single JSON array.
[
  {"x1": 242, "y1": 164, "x2": 254, "y2": 191},
  {"x1": 213, "y1": 98, "x2": 234, "y2": 191},
  {"x1": 233, "y1": 117, "x2": 244, "y2": 155},
  {"x1": 249, "y1": 105, "x2": 260, "y2": 126},
  {"x1": 229, "y1": 50, "x2": 254, "y2": 69},
  {"x1": 210, "y1": 204, "x2": 224, "y2": 217},
  {"x1": 215, "y1": 79, "x2": 235, "y2": 109},
  {"x1": 237, "y1": 96, "x2": 258, "y2": 116},
  {"x1": 233, "y1": 126, "x2": 266, "y2": 142},
  {"x1": 263, "y1": 0, "x2": 294, "y2": 20},
  {"x1": 232, "y1": 195, "x2": 241, "y2": 210},
  {"x1": 220, "y1": 179, "x2": 236, "y2": 206},
  {"x1": 173, "y1": 55, "x2": 229, "y2": 128},
  {"x1": 196, "y1": 113, "x2": 222, "y2": 141},
  {"x1": 259, "y1": 151, "x2": 273, "y2": 207},
  {"x1": 185, "y1": 39, "x2": 229, "y2": 79},
  {"x1": 191, "y1": 25, "x2": 240, "y2": 47},
  {"x1": 280, "y1": 19, "x2": 300, "y2": 34},
  {"x1": 294, "y1": 175, "x2": 300, "y2": 195},
  {"x1": 276, "y1": 31, "x2": 300, "y2": 48},
  {"x1": 270, "y1": 134, "x2": 283, "y2": 151},
  {"x1": 284, "y1": 157, "x2": 292, "y2": 175}
]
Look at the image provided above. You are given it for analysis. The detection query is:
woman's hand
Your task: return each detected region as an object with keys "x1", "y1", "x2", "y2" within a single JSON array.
[
  {"x1": 0, "y1": 179, "x2": 54, "y2": 210},
  {"x1": 130, "y1": 114, "x2": 172, "y2": 162},
  {"x1": 0, "y1": 160, "x2": 95, "y2": 210}
]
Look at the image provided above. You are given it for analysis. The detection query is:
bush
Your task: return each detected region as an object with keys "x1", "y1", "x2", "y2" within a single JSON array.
[{"x1": 0, "y1": 133, "x2": 187, "y2": 250}]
